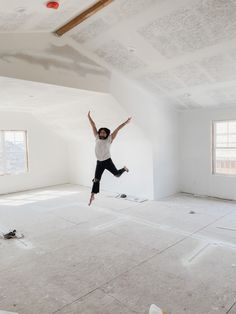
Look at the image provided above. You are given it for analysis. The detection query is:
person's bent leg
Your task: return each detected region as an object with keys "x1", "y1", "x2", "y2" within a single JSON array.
[{"x1": 105, "y1": 158, "x2": 128, "y2": 177}]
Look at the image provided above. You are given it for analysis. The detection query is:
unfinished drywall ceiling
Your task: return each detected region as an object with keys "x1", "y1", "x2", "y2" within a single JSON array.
[
  {"x1": 1, "y1": 0, "x2": 236, "y2": 109},
  {"x1": 67, "y1": 0, "x2": 236, "y2": 110},
  {"x1": 0, "y1": 0, "x2": 96, "y2": 32},
  {"x1": 0, "y1": 33, "x2": 111, "y2": 93}
]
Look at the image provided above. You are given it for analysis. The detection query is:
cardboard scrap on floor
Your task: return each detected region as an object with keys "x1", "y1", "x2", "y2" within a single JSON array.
[{"x1": 115, "y1": 194, "x2": 148, "y2": 202}]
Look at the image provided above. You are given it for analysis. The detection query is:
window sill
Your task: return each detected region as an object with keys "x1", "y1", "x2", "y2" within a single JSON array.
[
  {"x1": 0, "y1": 171, "x2": 29, "y2": 177},
  {"x1": 212, "y1": 173, "x2": 236, "y2": 178}
]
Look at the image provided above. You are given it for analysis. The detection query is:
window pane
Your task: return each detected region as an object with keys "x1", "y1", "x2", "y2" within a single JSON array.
[
  {"x1": 229, "y1": 134, "x2": 236, "y2": 147},
  {"x1": 4, "y1": 131, "x2": 15, "y2": 142},
  {"x1": 0, "y1": 134, "x2": 2, "y2": 148},
  {"x1": 229, "y1": 121, "x2": 236, "y2": 133},
  {"x1": 0, "y1": 153, "x2": 4, "y2": 175},
  {"x1": 216, "y1": 135, "x2": 227, "y2": 147},
  {"x1": 5, "y1": 152, "x2": 26, "y2": 173},
  {"x1": 215, "y1": 148, "x2": 236, "y2": 175},
  {"x1": 216, "y1": 122, "x2": 227, "y2": 134},
  {"x1": 0, "y1": 131, "x2": 28, "y2": 175},
  {"x1": 213, "y1": 121, "x2": 236, "y2": 175}
]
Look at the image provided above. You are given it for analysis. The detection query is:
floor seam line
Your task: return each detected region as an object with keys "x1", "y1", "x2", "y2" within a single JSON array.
[
  {"x1": 104, "y1": 291, "x2": 139, "y2": 314},
  {"x1": 108, "y1": 230, "x2": 161, "y2": 252},
  {"x1": 188, "y1": 210, "x2": 236, "y2": 236},
  {"x1": 50, "y1": 248, "x2": 159, "y2": 313},
  {"x1": 50, "y1": 249, "x2": 158, "y2": 314},
  {"x1": 50, "y1": 287, "x2": 102, "y2": 314},
  {"x1": 226, "y1": 300, "x2": 236, "y2": 314}
]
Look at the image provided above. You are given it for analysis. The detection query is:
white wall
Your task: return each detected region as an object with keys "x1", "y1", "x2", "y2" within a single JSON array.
[
  {"x1": 109, "y1": 73, "x2": 180, "y2": 200},
  {"x1": 0, "y1": 111, "x2": 69, "y2": 194},
  {"x1": 180, "y1": 108, "x2": 236, "y2": 200},
  {"x1": 0, "y1": 76, "x2": 178, "y2": 200}
]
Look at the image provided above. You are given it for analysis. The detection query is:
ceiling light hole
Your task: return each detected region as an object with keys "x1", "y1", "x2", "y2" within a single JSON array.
[
  {"x1": 128, "y1": 46, "x2": 136, "y2": 53},
  {"x1": 15, "y1": 7, "x2": 26, "y2": 13}
]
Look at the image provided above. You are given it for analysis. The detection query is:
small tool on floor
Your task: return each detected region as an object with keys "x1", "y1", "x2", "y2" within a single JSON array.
[
  {"x1": 3, "y1": 230, "x2": 17, "y2": 239},
  {"x1": 2, "y1": 230, "x2": 24, "y2": 240}
]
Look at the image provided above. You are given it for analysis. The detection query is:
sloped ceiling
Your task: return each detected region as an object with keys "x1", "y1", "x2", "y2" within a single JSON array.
[
  {"x1": 0, "y1": 0, "x2": 96, "y2": 32},
  {"x1": 1, "y1": 0, "x2": 236, "y2": 110},
  {"x1": 0, "y1": 76, "x2": 143, "y2": 142}
]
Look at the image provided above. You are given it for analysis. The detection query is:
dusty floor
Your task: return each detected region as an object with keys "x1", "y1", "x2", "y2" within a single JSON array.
[{"x1": 0, "y1": 185, "x2": 235, "y2": 314}]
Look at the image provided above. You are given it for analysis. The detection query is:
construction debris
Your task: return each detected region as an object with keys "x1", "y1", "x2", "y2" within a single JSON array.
[
  {"x1": 3, "y1": 230, "x2": 17, "y2": 239},
  {"x1": 115, "y1": 194, "x2": 148, "y2": 202},
  {"x1": 216, "y1": 227, "x2": 236, "y2": 232},
  {"x1": 1, "y1": 230, "x2": 24, "y2": 240},
  {"x1": 149, "y1": 304, "x2": 168, "y2": 314}
]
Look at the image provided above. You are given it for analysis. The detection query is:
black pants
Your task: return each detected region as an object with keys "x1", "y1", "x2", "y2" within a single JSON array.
[{"x1": 92, "y1": 158, "x2": 126, "y2": 194}]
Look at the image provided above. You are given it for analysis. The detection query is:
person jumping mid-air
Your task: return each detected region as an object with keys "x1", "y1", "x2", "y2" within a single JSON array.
[{"x1": 88, "y1": 111, "x2": 131, "y2": 206}]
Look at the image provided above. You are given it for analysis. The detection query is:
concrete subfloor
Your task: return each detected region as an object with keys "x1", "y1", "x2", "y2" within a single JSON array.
[{"x1": 0, "y1": 184, "x2": 235, "y2": 314}]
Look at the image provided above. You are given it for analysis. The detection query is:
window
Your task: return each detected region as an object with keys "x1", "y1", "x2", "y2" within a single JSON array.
[
  {"x1": 212, "y1": 120, "x2": 236, "y2": 175},
  {"x1": 0, "y1": 131, "x2": 28, "y2": 176}
]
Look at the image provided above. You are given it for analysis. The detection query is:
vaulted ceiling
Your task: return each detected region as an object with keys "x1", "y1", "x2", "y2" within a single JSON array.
[
  {"x1": 0, "y1": 0, "x2": 96, "y2": 32},
  {"x1": 1, "y1": 0, "x2": 236, "y2": 110}
]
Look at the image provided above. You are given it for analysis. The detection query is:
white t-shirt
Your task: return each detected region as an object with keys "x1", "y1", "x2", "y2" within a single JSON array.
[{"x1": 95, "y1": 134, "x2": 112, "y2": 161}]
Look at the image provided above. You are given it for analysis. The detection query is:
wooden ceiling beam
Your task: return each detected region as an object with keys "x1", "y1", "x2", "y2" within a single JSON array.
[{"x1": 54, "y1": 0, "x2": 114, "y2": 37}]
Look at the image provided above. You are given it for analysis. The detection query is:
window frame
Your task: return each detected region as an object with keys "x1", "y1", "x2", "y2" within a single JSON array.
[
  {"x1": 212, "y1": 119, "x2": 236, "y2": 177},
  {"x1": 0, "y1": 130, "x2": 29, "y2": 176}
]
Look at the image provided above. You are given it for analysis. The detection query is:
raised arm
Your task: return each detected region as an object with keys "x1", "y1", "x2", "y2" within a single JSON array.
[
  {"x1": 88, "y1": 111, "x2": 98, "y2": 137},
  {"x1": 111, "y1": 117, "x2": 132, "y2": 141}
]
